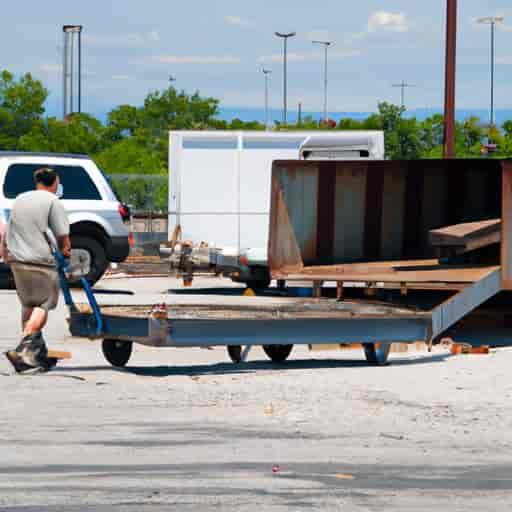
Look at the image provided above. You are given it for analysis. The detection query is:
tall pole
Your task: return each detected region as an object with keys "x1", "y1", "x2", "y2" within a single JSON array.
[
  {"x1": 70, "y1": 31, "x2": 74, "y2": 114},
  {"x1": 478, "y1": 17, "x2": 504, "y2": 129},
  {"x1": 275, "y1": 32, "x2": 296, "y2": 125},
  {"x1": 63, "y1": 30, "x2": 68, "y2": 118},
  {"x1": 392, "y1": 81, "x2": 416, "y2": 109},
  {"x1": 312, "y1": 40, "x2": 331, "y2": 123},
  {"x1": 78, "y1": 27, "x2": 82, "y2": 113},
  {"x1": 262, "y1": 68, "x2": 271, "y2": 130},
  {"x1": 443, "y1": 0, "x2": 457, "y2": 159}
]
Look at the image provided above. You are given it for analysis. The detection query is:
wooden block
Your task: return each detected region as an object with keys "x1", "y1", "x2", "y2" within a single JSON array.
[{"x1": 47, "y1": 350, "x2": 72, "y2": 360}]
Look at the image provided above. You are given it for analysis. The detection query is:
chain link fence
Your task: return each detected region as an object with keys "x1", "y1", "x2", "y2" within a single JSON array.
[{"x1": 107, "y1": 174, "x2": 168, "y2": 213}]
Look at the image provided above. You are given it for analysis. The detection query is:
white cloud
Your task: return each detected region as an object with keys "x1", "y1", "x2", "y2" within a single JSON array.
[
  {"x1": 112, "y1": 74, "x2": 132, "y2": 80},
  {"x1": 307, "y1": 30, "x2": 330, "y2": 42},
  {"x1": 497, "y1": 56, "x2": 512, "y2": 65},
  {"x1": 259, "y1": 49, "x2": 362, "y2": 63},
  {"x1": 39, "y1": 63, "x2": 96, "y2": 77},
  {"x1": 86, "y1": 31, "x2": 160, "y2": 48},
  {"x1": 224, "y1": 15, "x2": 252, "y2": 27},
  {"x1": 368, "y1": 11, "x2": 409, "y2": 33},
  {"x1": 40, "y1": 63, "x2": 62, "y2": 74},
  {"x1": 147, "y1": 55, "x2": 241, "y2": 65}
]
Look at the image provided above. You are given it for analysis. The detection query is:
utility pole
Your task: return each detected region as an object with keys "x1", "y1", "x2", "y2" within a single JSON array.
[
  {"x1": 62, "y1": 25, "x2": 83, "y2": 118},
  {"x1": 262, "y1": 68, "x2": 272, "y2": 130},
  {"x1": 392, "y1": 80, "x2": 415, "y2": 109},
  {"x1": 312, "y1": 40, "x2": 332, "y2": 123},
  {"x1": 443, "y1": 0, "x2": 457, "y2": 159},
  {"x1": 477, "y1": 16, "x2": 504, "y2": 128},
  {"x1": 275, "y1": 32, "x2": 296, "y2": 125}
]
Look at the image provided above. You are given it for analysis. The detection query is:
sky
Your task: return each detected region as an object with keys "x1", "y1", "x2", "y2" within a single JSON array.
[{"x1": 3, "y1": 0, "x2": 512, "y2": 117}]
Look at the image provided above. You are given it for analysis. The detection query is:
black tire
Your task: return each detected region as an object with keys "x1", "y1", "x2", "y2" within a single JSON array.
[
  {"x1": 262, "y1": 344, "x2": 293, "y2": 363},
  {"x1": 363, "y1": 343, "x2": 391, "y2": 366},
  {"x1": 227, "y1": 345, "x2": 243, "y2": 363},
  {"x1": 102, "y1": 339, "x2": 133, "y2": 367},
  {"x1": 70, "y1": 235, "x2": 108, "y2": 287}
]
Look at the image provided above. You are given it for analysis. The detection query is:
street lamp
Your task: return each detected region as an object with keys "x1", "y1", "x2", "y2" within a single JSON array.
[
  {"x1": 477, "y1": 16, "x2": 504, "y2": 127},
  {"x1": 262, "y1": 68, "x2": 272, "y2": 130},
  {"x1": 62, "y1": 25, "x2": 83, "y2": 117},
  {"x1": 275, "y1": 32, "x2": 296, "y2": 125},
  {"x1": 312, "y1": 40, "x2": 331, "y2": 123}
]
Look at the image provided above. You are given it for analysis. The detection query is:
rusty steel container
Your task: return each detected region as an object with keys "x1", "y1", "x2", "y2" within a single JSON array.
[{"x1": 268, "y1": 159, "x2": 512, "y2": 288}]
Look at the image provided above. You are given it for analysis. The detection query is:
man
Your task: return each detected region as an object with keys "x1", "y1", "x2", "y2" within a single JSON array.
[{"x1": 4, "y1": 168, "x2": 70, "y2": 373}]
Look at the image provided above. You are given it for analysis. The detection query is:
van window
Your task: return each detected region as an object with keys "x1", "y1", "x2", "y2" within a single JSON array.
[{"x1": 3, "y1": 164, "x2": 102, "y2": 200}]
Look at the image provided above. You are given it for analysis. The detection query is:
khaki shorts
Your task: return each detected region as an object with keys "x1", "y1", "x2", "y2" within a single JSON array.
[{"x1": 11, "y1": 262, "x2": 60, "y2": 311}]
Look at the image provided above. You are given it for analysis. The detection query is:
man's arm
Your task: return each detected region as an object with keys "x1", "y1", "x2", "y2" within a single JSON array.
[
  {"x1": 49, "y1": 199, "x2": 70, "y2": 259},
  {"x1": 58, "y1": 235, "x2": 71, "y2": 258}
]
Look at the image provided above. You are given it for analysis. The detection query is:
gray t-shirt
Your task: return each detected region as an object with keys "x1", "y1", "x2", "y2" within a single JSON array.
[{"x1": 7, "y1": 190, "x2": 70, "y2": 266}]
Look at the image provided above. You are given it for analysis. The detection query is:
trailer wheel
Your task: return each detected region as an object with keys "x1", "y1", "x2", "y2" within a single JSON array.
[
  {"x1": 363, "y1": 343, "x2": 391, "y2": 366},
  {"x1": 263, "y1": 344, "x2": 293, "y2": 363},
  {"x1": 102, "y1": 339, "x2": 133, "y2": 367},
  {"x1": 227, "y1": 345, "x2": 243, "y2": 363}
]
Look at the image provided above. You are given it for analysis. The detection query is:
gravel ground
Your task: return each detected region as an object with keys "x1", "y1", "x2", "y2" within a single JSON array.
[{"x1": 1, "y1": 276, "x2": 512, "y2": 511}]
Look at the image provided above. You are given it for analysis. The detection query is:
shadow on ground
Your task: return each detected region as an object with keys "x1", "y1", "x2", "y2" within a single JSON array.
[{"x1": 53, "y1": 352, "x2": 452, "y2": 378}]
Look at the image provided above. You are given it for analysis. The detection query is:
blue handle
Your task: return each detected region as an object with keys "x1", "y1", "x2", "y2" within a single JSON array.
[{"x1": 55, "y1": 250, "x2": 103, "y2": 337}]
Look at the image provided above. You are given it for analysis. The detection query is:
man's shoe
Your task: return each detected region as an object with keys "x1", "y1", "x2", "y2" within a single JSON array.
[{"x1": 4, "y1": 351, "x2": 35, "y2": 373}]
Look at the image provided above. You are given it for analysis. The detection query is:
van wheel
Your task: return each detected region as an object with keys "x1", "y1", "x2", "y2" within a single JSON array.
[{"x1": 70, "y1": 235, "x2": 108, "y2": 287}]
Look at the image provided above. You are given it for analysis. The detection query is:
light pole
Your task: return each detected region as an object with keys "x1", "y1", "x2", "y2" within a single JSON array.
[
  {"x1": 392, "y1": 80, "x2": 416, "y2": 109},
  {"x1": 275, "y1": 32, "x2": 296, "y2": 125},
  {"x1": 312, "y1": 40, "x2": 331, "y2": 123},
  {"x1": 262, "y1": 68, "x2": 272, "y2": 130},
  {"x1": 477, "y1": 16, "x2": 504, "y2": 128},
  {"x1": 62, "y1": 25, "x2": 83, "y2": 118}
]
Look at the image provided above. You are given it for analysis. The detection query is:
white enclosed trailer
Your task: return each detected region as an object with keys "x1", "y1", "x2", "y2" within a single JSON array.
[{"x1": 165, "y1": 130, "x2": 385, "y2": 287}]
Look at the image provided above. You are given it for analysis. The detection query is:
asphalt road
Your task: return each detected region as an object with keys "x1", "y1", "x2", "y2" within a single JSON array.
[{"x1": 1, "y1": 276, "x2": 512, "y2": 511}]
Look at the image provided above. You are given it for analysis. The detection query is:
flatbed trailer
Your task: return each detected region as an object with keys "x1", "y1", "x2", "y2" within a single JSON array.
[{"x1": 65, "y1": 158, "x2": 512, "y2": 368}]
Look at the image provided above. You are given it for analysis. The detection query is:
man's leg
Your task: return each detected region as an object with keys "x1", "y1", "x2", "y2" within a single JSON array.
[
  {"x1": 21, "y1": 307, "x2": 33, "y2": 331},
  {"x1": 22, "y1": 307, "x2": 48, "y2": 338}
]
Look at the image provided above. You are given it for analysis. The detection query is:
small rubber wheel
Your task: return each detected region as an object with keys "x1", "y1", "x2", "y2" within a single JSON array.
[
  {"x1": 363, "y1": 343, "x2": 391, "y2": 366},
  {"x1": 263, "y1": 344, "x2": 293, "y2": 363},
  {"x1": 227, "y1": 345, "x2": 243, "y2": 363},
  {"x1": 102, "y1": 339, "x2": 133, "y2": 367}
]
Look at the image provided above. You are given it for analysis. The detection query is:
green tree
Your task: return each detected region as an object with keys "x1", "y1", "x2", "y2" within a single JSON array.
[{"x1": 0, "y1": 70, "x2": 48, "y2": 149}]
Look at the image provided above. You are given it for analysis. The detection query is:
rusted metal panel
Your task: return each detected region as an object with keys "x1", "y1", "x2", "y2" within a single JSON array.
[
  {"x1": 334, "y1": 163, "x2": 367, "y2": 262},
  {"x1": 269, "y1": 159, "x2": 504, "y2": 285},
  {"x1": 363, "y1": 162, "x2": 384, "y2": 259},
  {"x1": 380, "y1": 166, "x2": 406, "y2": 259},
  {"x1": 501, "y1": 160, "x2": 512, "y2": 289},
  {"x1": 402, "y1": 163, "x2": 423, "y2": 257},
  {"x1": 316, "y1": 162, "x2": 336, "y2": 263}
]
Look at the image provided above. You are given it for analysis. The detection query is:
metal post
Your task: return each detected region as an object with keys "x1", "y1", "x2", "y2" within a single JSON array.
[
  {"x1": 275, "y1": 32, "x2": 296, "y2": 125},
  {"x1": 63, "y1": 31, "x2": 68, "y2": 119},
  {"x1": 443, "y1": 0, "x2": 457, "y2": 159},
  {"x1": 70, "y1": 32, "x2": 74, "y2": 114},
  {"x1": 323, "y1": 45, "x2": 328, "y2": 122},
  {"x1": 283, "y1": 37, "x2": 287, "y2": 125},
  {"x1": 312, "y1": 40, "x2": 332, "y2": 123},
  {"x1": 78, "y1": 28, "x2": 82, "y2": 113},
  {"x1": 262, "y1": 68, "x2": 271, "y2": 130}
]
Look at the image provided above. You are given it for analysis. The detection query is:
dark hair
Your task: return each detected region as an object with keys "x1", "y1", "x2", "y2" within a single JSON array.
[{"x1": 34, "y1": 168, "x2": 58, "y2": 187}]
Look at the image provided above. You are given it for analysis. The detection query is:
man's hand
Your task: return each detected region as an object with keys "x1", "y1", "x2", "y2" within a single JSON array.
[{"x1": 58, "y1": 235, "x2": 71, "y2": 259}]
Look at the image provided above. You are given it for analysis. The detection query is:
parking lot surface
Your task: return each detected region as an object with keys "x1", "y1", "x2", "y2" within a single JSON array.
[{"x1": 1, "y1": 276, "x2": 512, "y2": 511}]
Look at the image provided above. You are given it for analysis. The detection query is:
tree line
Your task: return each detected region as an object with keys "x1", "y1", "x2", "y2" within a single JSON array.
[{"x1": 1, "y1": 69, "x2": 510, "y2": 209}]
